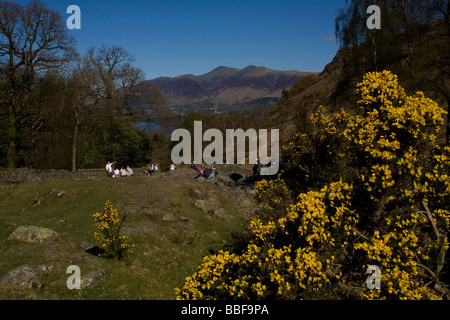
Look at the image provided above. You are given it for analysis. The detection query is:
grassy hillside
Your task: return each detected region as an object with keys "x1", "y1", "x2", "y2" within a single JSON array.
[
  {"x1": 266, "y1": 22, "x2": 449, "y2": 146},
  {"x1": 0, "y1": 167, "x2": 257, "y2": 300},
  {"x1": 265, "y1": 52, "x2": 344, "y2": 145}
]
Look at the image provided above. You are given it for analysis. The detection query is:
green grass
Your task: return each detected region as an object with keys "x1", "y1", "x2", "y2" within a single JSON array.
[{"x1": 0, "y1": 173, "x2": 252, "y2": 300}]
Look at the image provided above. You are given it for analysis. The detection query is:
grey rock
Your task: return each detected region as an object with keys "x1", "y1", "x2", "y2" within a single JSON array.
[
  {"x1": 34, "y1": 265, "x2": 56, "y2": 275},
  {"x1": 80, "y1": 270, "x2": 106, "y2": 290},
  {"x1": 8, "y1": 226, "x2": 58, "y2": 244},
  {"x1": 192, "y1": 188, "x2": 206, "y2": 199},
  {"x1": 0, "y1": 265, "x2": 40, "y2": 289},
  {"x1": 79, "y1": 241, "x2": 95, "y2": 251},
  {"x1": 217, "y1": 175, "x2": 236, "y2": 188},
  {"x1": 0, "y1": 264, "x2": 55, "y2": 289},
  {"x1": 47, "y1": 189, "x2": 67, "y2": 197},
  {"x1": 194, "y1": 199, "x2": 209, "y2": 213},
  {"x1": 162, "y1": 213, "x2": 175, "y2": 222}
]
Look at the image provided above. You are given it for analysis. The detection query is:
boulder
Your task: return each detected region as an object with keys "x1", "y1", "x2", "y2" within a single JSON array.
[
  {"x1": 0, "y1": 265, "x2": 40, "y2": 289},
  {"x1": 80, "y1": 270, "x2": 106, "y2": 290},
  {"x1": 8, "y1": 226, "x2": 59, "y2": 244},
  {"x1": 0, "y1": 264, "x2": 55, "y2": 289},
  {"x1": 217, "y1": 175, "x2": 236, "y2": 188},
  {"x1": 194, "y1": 199, "x2": 209, "y2": 213},
  {"x1": 192, "y1": 188, "x2": 206, "y2": 199}
]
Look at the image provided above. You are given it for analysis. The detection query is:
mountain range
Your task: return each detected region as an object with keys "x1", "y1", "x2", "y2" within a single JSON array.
[{"x1": 142, "y1": 66, "x2": 316, "y2": 113}]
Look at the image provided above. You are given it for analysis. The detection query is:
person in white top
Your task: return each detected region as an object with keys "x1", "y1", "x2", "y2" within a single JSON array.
[
  {"x1": 113, "y1": 168, "x2": 120, "y2": 178},
  {"x1": 120, "y1": 167, "x2": 128, "y2": 177},
  {"x1": 105, "y1": 161, "x2": 113, "y2": 178},
  {"x1": 170, "y1": 164, "x2": 176, "y2": 171},
  {"x1": 126, "y1": 166, "x2": 134, "y2": 176}
]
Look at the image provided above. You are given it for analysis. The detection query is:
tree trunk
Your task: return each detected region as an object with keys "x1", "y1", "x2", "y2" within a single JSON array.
[
  {"x1": 72, "y1": 108, "x2": 81, "y2": 172},
  {"x1": 72, "y1": 122, "x2": 78, "y2": 172},
  {"x1": 7, "y1": 102, "x2": 18, "y2": 169}
]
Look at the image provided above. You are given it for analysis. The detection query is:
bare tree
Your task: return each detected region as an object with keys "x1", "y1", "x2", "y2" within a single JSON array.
[
  {"x1": 67, "y1": 45, "x2": 170, "y2": 171},
  {"x1": 66, "y1": 53, "x2": 98, "y2": 172},
  {"x1": 0, "y1": 0, "x2": 76, "y2": 168}
]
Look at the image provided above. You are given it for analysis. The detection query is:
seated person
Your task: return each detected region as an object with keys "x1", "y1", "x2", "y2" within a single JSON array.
[
  {"x1": 126, "y1": 166, "x2": 134, "y2": 176},
  {"x1": 120, "y1": 167, "x2": 128, "y2": 177},
  {"x1": 203, "y1": 166, "x2": 215, "y2": 179},
  {"x1": 113, "y1": 168, "x2": 120, "y2": 178},
  {"x1": 194, "y1": 165, "x2": 203, "y2": 179}
]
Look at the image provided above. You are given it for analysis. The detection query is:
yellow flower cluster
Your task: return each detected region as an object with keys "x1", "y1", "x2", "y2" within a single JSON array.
[
  {"x1": 93, "y1": 200, "x2": 134, "y2": 259},
  {"x1": 356, "y1": 70, "x2": 406, "y2": 108},
  {"x1": 175, "y1": 71, "x2": 450, "y2": 300},
  {"x1": 176, "y1": 180, "x2": 354, "y2": 300},
  {"x1": 314, "y1": 71, "x2": 448, "y2": 206},
  {"x1": 355, "y1": 226, "x2": 440, "y2": 300},
  {"x1": 93, "y1": 201, "x2": 120, "y2": 231}
]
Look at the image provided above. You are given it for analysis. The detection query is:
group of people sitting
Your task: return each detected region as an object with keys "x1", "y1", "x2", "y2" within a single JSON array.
[
  {"x1": 144, "y1": 163, "x2": 159, "y2": 176},
  {"x1": 105, "y1": 161, "x2": 134, "y2": 178},
  {"x1": 192, "y1": 161, "x2": 217, "y2": 180}
]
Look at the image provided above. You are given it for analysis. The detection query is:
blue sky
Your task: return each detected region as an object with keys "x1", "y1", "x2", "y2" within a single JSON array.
[{"x1": 17, "y1": 0, "x2": 348, "y2": 79}]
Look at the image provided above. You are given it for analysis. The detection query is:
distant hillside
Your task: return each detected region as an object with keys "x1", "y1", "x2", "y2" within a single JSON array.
[{"x1": 143, "y1": 66, "x2": 316, "y2": 113}]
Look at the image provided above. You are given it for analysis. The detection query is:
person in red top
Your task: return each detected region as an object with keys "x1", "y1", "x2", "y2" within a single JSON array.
[{"x1": 194, "y1": 165, "x2": 203, "y2": 179}]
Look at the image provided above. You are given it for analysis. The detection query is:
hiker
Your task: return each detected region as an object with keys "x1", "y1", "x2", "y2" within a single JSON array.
[
  {"x1": 191, "y1": 161, "x2": 197, "y2": 171},
  {"x1": 170, "y1": 163, "x2": 176, "y2": 171},
  {"x1": 203, "y1": 165, "x2": 215, "y2": 179},
  {"x1": 194, "y1": 165, "x2": 203, "y2": 179},
  {"x1": 154, "y1": 163, "x2": 159, "y2": 172},
  {"x1": 105, "y1": 161, "x2": 113, "y2": 178},
  {"x1": 113, "y1": 168, "x2": 120, "y2": 178},
  {"x1": 120, "y1": 167, "x2": 128, "y2": 177},
  {"x1": 126, "y1": 166, "x2": 134, "y2": 176}
]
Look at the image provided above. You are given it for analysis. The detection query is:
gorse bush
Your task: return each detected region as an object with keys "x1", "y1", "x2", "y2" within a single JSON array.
[
  {"x1": 93, "y1": 200, "x2": 134, "y2": 260},
  {"x1": 175, "y1": 71, "x2": 450, "y2": 300}
]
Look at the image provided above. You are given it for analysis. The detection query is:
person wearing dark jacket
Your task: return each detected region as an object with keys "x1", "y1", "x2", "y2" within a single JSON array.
[{"x1": 203, "y1": 165, "x2": 215, "y2": 179}]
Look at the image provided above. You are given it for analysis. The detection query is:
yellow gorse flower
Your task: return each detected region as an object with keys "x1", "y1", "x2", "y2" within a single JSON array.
[
  {"x1": 93, "y1": 200, "x2": 133, "y2": 259},
  {"x1": 175, "y1": 71, "x2": 449, "y2": 300}
]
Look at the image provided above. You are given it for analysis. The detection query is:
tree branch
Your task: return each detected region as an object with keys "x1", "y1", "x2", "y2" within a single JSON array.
[{"x1": 422, "y1": 199, "x2": 441, "y2": 239}]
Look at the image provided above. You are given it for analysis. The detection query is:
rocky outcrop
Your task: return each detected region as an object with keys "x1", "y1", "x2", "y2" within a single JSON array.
[
  {"x1": 8, "y1": 226, "x2": 59, "y2": 244},
  {"x1": 80, "y1": 270, "x2": 106, "y2": 290},
  {"x1": 0, "y1": 264, "x2": 55, "y2": 289}
]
